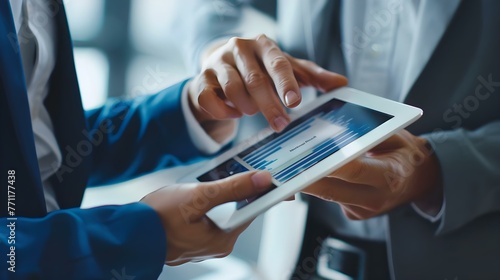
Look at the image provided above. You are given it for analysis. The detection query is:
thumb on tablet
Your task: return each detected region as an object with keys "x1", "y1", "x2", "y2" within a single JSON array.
[{"x1": 196, "y1": 171, "x2": 272, "y2": 212}]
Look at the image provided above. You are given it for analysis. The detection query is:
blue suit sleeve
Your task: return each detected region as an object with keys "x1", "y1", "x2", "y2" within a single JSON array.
[
  {"x1": 1, "y1": 203, "x2": 166, "y2": 280},
  {"x1": 85, "y1": 79, "x2": 205, "y2": 186}
]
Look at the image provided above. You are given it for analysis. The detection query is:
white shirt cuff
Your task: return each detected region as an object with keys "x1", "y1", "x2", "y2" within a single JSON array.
[
  {"x1": 410, "y1": 199, "x2": 446, "y2": 223},
  {"x1": 181, "y1": 81, "x2": 237, "y2": 155}
]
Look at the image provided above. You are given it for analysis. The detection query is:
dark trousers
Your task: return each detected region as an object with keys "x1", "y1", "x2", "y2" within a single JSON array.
[{"x1": 291, "y1": 200, "x2": 391, "y2": 280}]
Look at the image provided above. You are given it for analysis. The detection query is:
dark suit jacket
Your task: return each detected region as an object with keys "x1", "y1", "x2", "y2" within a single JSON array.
[
  {"x1": 177, "y1": 0, "x2": 500, "y2": 279},
  {"x1": 0, "y1": 2, "x2": 201, "y2": 279}
]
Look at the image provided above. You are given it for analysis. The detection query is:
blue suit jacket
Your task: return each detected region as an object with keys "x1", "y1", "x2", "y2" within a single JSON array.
[{"x1": 0, "y1": 2, "x2": 202, "y2": 279}]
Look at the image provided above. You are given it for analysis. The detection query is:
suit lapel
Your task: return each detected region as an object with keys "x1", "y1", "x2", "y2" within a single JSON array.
[
  {"x1": 1, "y1": 1, "x2": 89, "y2": 212},
  {"x1": 0, "y1": 0, "x2": 46, "y2": 215},
  {"x1": 402, "y1": 0, "x2": 461, "y2": 97},
  {"x1": 309, "y1": 0, "x2": 345, "y2": 73},
  {"x1": 45, "y1": 3, "x2": 90, "y2": 208},
  {"x1": 278, "y1": 0, "x2": 343, "y2": 71},
  {"x1": 309, "y1": 0, "x2": 336, "y2": 63}
]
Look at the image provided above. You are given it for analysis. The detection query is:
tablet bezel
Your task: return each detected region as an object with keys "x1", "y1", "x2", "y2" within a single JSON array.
[{"x1": 179, "y1": 87, "x2": 423, "y2": 231}]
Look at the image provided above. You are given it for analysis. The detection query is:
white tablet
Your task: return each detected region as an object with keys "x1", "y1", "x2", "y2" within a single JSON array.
[{"x1": 180, "y1": 87, "x2": 423, "y2": 231}]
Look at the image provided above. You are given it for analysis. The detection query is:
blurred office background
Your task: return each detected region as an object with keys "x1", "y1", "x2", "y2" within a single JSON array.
[
  {"x1": 65, "y1": 0, "x2": 189, "y2": 110},
  {"x1": 68, "y1": 1, "x2": 305, "y2": 279}
]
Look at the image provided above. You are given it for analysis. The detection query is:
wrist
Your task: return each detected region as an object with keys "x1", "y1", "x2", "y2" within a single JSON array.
[
  {"x1": 412, "y1": 138, "x2": 444, "y2": 216},
  {"x1": 200, "y1": 39, "x2": 229, "y2": 68}
]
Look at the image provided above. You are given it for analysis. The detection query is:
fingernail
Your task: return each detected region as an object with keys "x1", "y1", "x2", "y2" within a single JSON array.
[
  {"x1": 285, "y1": 91, "x2": 300, "y2": 107},
  {"x1": 273, "y1": 116, "x2": 289, "y2": 132},
  {"x1": 251, "y1": 171, "x2": 271, "y2": 190}
]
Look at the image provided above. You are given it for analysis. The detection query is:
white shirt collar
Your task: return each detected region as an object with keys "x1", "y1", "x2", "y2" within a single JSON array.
[{"x1": 9, "y1": 0, "x2": 23, "y2": 34}]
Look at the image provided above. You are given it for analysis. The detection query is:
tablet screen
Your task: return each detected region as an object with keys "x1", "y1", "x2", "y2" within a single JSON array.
[{"x1": 198, "y1": 98, "x2": 393, "y2": 208}]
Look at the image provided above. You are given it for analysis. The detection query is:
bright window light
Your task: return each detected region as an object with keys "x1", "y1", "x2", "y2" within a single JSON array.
[
  {"x1": 130, "y1": 0, "x2": 178, "y2": 53},
  {"x1": 64, "y1": 0, "x2": 104, "y2": 41},
  {"x1": 126, "y1": 55, "x2": 189, "y2": 98},
  {"x1": 73, "y1": 48, "x2": 109, "y2": 110}
]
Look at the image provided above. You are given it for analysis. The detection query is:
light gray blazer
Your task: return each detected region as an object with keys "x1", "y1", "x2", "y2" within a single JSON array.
[{"x1": 173, "y1": 0, "x2": 500, "y2": 279}]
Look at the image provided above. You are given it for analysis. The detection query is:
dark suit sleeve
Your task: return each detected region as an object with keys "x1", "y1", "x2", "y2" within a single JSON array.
[
  {"x1": 422, "y1": 121, "x2": 500, "y2": 235},
  {"x1": 1, "y1": 203, "x2": 166, "y2": 279},
  {"x1": 85, "y1": 79, "x2": 204, "y2": 186}
]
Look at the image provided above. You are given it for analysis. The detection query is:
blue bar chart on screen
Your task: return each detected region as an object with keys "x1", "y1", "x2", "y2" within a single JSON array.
[{"x1": 198, "y1": 98, "x2": 392, "y2": 186}]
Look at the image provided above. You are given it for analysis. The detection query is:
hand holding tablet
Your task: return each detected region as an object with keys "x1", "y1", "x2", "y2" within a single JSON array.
[{"x1": 180, "y1": 87, "x2": 423, "y2": 230}]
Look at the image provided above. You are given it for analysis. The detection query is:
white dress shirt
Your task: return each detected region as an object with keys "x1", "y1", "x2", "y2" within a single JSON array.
[
  {"x1": 341, "y1": 0, "x2": 418, "y2": 101},
  {"x1": 11, "y1": 0, "x2": 61, "y2": 212},
  {"x1": 326, "y1": 0, "x2": 454, "y2": 241}
]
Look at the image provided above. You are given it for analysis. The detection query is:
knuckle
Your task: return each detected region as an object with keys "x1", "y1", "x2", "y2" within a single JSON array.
[
  {"x1": 388, "y1": 154, "x2": 414, "y2": 179},
  {"x1": 348, "y1": 162, "x2": 365, "y2": 181},
  {"x1": 256, "y1": 34, "x2": 277, "y2": 48},
  {"x1": 222, "y1": 79, "x2": 235, "y2": 92},
  {"x1": 228, "y1": 37, "x2": 238, "y2": 46},
  {"x1": 255, "y1": 33, "x2": 268, "y2": 41},
  {"x1": 201, "y1": 68, "x2": 211, "y2": 78},
  {"x1": 200, "y1": 68, "x2": 216, "y2": 81},
  {"x1": 220, "y1": 69, "x2": 241, "y2": 93},
  {"x1": 244, "y1": 71, "x2": 267, "y2": 90},
  {"x1": 220, "y1": 52, "x2": 234, "y2": 63},
  {"x1": 231, "y1": 37, "x2": 250, "y2": 49},
  {"x1": 228, "y1": 37, "x2": 242, "y2": 47},
  {"x1": 197, "y1": 89, "x2": 211, "y2": 105},
  {"x1": 269, "y1": 55, "x2": 291, "y2": 72}
]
